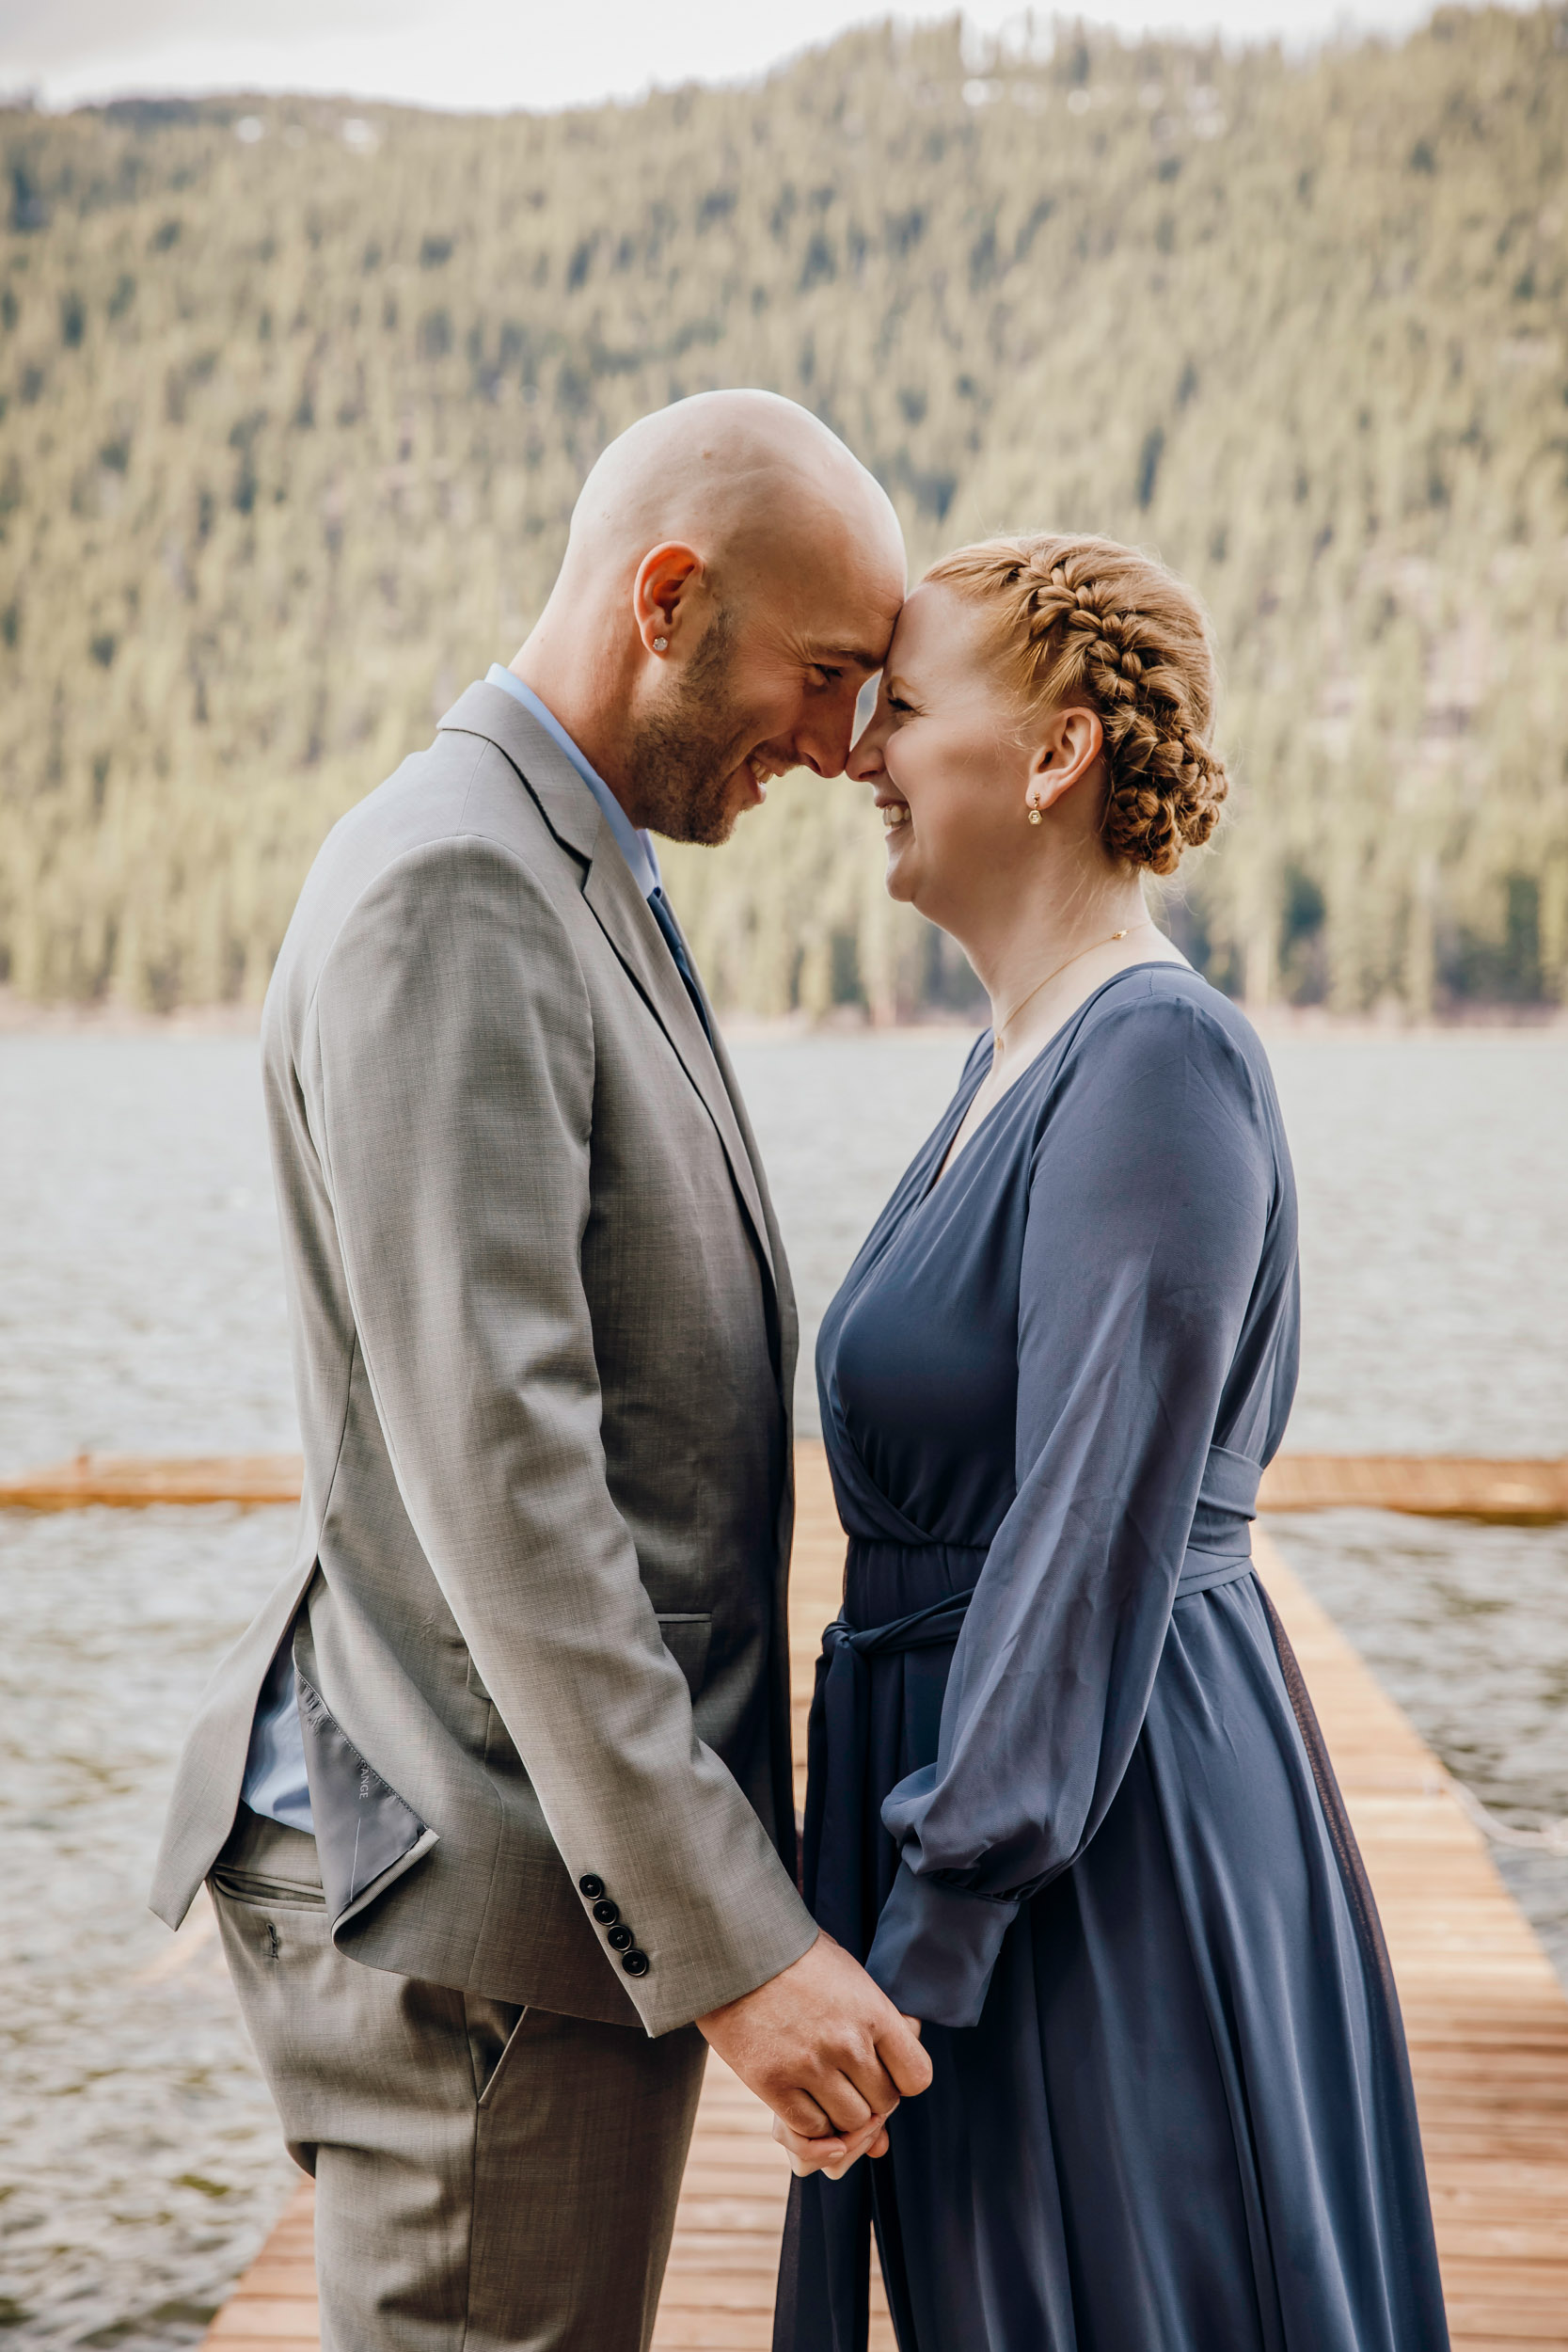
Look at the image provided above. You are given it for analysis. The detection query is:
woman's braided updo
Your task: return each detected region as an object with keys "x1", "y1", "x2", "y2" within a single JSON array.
[{"x1": 924, "y1": 533, "x2": 1228, "y2": 875}]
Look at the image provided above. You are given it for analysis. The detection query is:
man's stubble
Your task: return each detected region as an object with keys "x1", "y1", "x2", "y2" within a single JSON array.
[{"x1": 623, "y1": 607, "x2": 755, "y2": 849}]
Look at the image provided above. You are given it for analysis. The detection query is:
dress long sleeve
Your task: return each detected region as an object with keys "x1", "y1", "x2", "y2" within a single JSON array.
[{"x1": 867, "y1": 991, "x2": 1280, "y2": 2026}]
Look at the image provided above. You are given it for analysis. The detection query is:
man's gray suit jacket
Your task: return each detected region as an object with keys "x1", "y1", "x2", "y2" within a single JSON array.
[{"x1": 150, "y1": 683, "x2": 817, "y2": 2036}]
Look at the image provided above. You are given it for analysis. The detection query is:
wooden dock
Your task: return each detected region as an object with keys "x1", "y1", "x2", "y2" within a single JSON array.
[
  {"x1": 0, "y1": 1453, "x2": 307, "y2": 1510},
  {"x1": 1260, "y1": 1453, "x2": 1568, "y2": 1525},
  {"x1": 8, "y1": 1449, "x2": 1566, "y2": 1522},
  {"x1": 190, "y1": 1439, "x2": 1568, "y2": 2350}
]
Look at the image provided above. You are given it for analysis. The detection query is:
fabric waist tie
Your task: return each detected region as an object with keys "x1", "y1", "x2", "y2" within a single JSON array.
[
  {"x1": 1178, "y1": 1441, "x2": 1261, "y2": 1595},
  {"x1": 803, "y1": 1444, "x2": 1263, "y2": 1952},
  {"x1": 832, "y1": 1582, "x2": 980, "y2": 1661},
  {"x1": 805, "y1": 1585, "x2": 978, "y2": 1957}
]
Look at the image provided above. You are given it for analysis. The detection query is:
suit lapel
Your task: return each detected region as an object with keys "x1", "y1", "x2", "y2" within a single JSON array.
[
  {"x1": 580, "y1": 850, "x2": 777, "y2": 1294},
  {"x1": 441, "y1": 681, "x2": 599, "y2": 863},
  {"x1": 705, "y1": 1016, "x2": 800, "y2": 1394},
  {"x1": 439, "y1": 683, "x2": 778, "y2": 1294}
]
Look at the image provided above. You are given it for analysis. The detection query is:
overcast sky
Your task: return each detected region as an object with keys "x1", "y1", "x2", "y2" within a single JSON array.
[{"x1": 0, "y1": 0, "x2": 1528, "y2": 115}]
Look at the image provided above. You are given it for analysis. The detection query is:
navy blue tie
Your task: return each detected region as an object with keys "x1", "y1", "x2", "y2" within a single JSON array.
[{"x1": 647, "y1": 887, "x2": 711, "y2": 1041}]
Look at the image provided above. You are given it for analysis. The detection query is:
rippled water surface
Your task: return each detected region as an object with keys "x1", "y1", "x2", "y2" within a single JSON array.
[{"x1": 1, "y1": 1022, "x2": 1565, "y2": 2345}]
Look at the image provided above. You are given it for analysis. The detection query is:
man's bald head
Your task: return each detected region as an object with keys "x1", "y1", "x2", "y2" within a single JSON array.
[
  {"x1": 513, "y1": 391, "x2": 907, "y2": 845},
  {"x1": 562, "y1": 389, "x2": 903, "y2": 599}
]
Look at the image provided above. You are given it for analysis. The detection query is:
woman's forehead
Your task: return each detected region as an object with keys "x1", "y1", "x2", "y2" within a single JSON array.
[{"x1": 888, "y1": 580, "x2": 987, "y2": 677}]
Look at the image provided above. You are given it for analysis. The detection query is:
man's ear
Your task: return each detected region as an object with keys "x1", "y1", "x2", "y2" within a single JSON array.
[
  {"x1": 1025, "y1": 706, "x2": 1104, "y2": 816},
  {"x1": 633, "y1": 543, "x2": 703, "y2": 655}
]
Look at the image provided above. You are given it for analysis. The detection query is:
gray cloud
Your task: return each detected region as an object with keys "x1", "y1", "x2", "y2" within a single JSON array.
[{"x1": 0, "y1": 0, "x2": 415, "y2": 73}]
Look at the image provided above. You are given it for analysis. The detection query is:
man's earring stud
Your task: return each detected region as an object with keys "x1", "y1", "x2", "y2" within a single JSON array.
[
  {"x1": 1027, "y1": 804, "x2": 1042, "y2": 825},
  {"x1": 653, "y1": 636, "x2": 668, "y2": 652}
]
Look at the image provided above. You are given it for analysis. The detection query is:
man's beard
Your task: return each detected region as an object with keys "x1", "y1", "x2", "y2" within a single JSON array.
[{"x1": 623, "y1": 608, "x2": 754, "y2": 848}]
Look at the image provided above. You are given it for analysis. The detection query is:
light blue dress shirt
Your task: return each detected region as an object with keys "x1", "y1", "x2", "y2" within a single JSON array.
[
  {"x1": 483, "y1": 665, "x2": 662, "y2": 899},
  {"x1": 239, "y1": 1637, "x2": 314, "y2": 1832},
  {"x1": 238, "y1": 668, "x2": 667, "y2": 1836}
]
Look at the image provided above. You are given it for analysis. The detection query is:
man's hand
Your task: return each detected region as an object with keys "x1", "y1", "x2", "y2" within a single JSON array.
[{"x1": 696, "y1": 1931, "x2": 931, "y2": 2151}]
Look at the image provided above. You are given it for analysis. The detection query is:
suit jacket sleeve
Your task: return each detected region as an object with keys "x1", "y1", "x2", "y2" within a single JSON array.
[{"x1": 306, "y1": 831, "x2": 816, "y2": 2034}]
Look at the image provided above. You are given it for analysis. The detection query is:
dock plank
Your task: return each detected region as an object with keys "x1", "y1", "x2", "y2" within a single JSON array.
[
  {"x1": 0, "y1": 1453, "x2": 306, "y2": 1509},
  {"x1": 189, "y1": 1440, "x2": 1568, "y2": 2347},
  {"x1": 9, "y1": 1449, "x2": 1566, "y2": 1521},
  {"x1": 1259, "y1": 1454, "x2": 1568, "y2": 1524}
]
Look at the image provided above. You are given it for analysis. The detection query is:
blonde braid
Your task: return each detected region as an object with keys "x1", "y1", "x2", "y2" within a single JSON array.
[{"x1": 926, "y1": 535, "x2": 1228, "y2": 877}]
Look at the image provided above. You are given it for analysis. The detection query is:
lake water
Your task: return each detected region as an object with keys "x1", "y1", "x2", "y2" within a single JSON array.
[{"x1": 1, "y1": 1023, "x2": 1565, "y2": 2347}]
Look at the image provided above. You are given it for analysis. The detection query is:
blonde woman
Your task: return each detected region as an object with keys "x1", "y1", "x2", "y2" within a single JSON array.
[{"x1": 772, "y1": 538, "x2": 1449, "y2": 2350}]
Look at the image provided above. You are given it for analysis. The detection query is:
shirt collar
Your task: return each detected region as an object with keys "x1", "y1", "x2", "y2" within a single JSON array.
[{"x1": 485, "y1": 664, "x2": 661, "y2": 899}]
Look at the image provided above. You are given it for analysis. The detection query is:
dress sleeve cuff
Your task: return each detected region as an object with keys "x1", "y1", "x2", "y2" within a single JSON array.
[{"x1": 864, "y1": 1861, "x2": 1018, "y2": 2029}]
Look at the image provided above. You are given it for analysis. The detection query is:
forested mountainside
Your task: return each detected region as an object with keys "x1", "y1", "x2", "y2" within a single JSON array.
[{"x1": 2, "y1": 6, "x2": 1566, "y2": 1016}]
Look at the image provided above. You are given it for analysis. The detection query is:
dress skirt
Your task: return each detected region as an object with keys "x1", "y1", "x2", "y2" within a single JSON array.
[
  {"x1": 773, "y1": 971, "x2": 1449, "y2": 2351},
  {"x1": 775, "y1": 1534, "x2": 1449, "y2": 2352}
]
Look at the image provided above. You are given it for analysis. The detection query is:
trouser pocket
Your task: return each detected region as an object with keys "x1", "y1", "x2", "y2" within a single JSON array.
[
  {"x1": 209, "y1": 1805, "x2": 329, "y2": 1980},
  {"x1": 210, "y1": 1864, "x2": 326, "y2": 1911},
  {"x1": 467, "y1": 1994, "x2": 530, "y2": 2109},
  {"x1": 212, "y1": 1804, "x2": 325, "y2": 1908}
]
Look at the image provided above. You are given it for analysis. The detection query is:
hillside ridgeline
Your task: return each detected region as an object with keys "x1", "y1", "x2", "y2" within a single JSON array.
[{"x1": 2, "y1": 7, "x2": 1566, "y2": 1015}]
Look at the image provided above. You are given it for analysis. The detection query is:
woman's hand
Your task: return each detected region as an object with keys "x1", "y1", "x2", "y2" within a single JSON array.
[{"x1": 772, "y1": 2108, "x2": 891, "y2": 2179}]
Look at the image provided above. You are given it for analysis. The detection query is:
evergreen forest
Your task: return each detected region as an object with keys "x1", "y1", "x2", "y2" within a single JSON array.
[{"x1": 2, "y1": 5, "x2": 1567, "y2": 1018}]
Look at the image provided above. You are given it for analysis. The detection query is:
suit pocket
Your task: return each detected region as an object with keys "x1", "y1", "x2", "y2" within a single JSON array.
[{"x1": 657, "y1": 1612, "x2": 712, "y2": 1699}]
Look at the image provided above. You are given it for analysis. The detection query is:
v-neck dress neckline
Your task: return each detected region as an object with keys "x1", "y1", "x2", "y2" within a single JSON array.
[{"x1": 918, "y1": 961, "x2": 1183, "y2": 1204}]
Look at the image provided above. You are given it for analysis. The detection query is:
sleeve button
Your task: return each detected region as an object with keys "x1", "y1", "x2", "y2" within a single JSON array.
[
  {"x1": 622, "y1": 1948, "x2": 650, "y2": 1977},
  {"x1": 607, "y1": 1923, "x2": 633, "y2": 1951},
  {"x1": 592, "y1": 1899, "x2": 620, "y2": 1927},
  {"x1": 578, "y1": 1875, "x2": 605, "y2": 1900}
]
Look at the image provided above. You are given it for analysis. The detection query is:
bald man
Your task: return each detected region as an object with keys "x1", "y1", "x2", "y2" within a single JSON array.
[{"x1": 150, "y1": 392, "x2": 927, "y2": 2350}]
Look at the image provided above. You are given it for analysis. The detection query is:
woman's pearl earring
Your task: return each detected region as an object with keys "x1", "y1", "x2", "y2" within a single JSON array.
[
  {"x1": 1027, "y1": 803, "x2": 1042, "y2": 825},
  {"x1": 653, "y1": 636, "x2": 668, "y2": 652}
]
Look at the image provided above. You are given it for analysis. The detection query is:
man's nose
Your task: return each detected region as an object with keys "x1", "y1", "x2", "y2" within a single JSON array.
[
  {"x1": 845, "y1": 721, "x2": 884, "y2": 784},
  {"x1": 797, "y1": 684, "x2": 866, "y2": 779}
]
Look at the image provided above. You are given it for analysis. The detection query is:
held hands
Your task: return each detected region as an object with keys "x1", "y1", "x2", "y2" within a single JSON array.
[
  {"x1": 768, "y1": 2076, "x2": 910, "y2": 2178},
  {"x1": 768, "y1": 1998, "x2": 927, "y2": 2178},
  {"x1": 696, "y1": 1931, "x2": 930, "y2": 2176}
]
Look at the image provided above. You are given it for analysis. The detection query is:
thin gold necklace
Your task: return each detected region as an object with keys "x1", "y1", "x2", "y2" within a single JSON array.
[{"x1": 994, "y1": 920, "x2": 1155, "y2": 1047}]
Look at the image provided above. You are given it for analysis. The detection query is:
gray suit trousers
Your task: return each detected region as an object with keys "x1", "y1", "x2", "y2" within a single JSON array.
[{"x1": 211, "y1": 1810, "x2": 707, "y2": 2351}]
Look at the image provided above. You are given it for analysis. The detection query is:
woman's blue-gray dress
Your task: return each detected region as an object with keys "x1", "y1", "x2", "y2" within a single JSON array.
[{"x1": 774, "y1": 967, "x2": 1448, "y2": 2352}]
